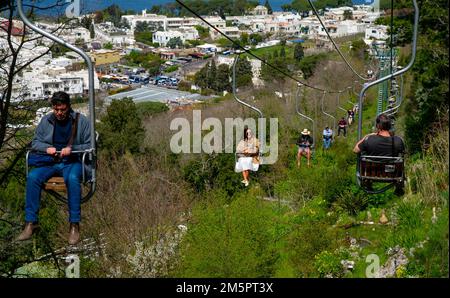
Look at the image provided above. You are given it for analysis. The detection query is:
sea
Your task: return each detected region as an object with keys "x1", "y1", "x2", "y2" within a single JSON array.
[{"x1": 31, "y1": 0, "x2": 375, "y2": 15}]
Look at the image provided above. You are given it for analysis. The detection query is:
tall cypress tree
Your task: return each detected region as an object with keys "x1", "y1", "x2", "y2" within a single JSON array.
[{"x1": 264, "y1": 0, "x2": 273, "y2": 14}]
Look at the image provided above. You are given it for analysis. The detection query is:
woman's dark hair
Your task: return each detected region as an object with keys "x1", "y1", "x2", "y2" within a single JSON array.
[
  {"x1": 51, "y1": 91, "x2": 71, "y2": 106},
  {"x1": 244, "y1": 126, "x2": 249, "y2": 141},
  {"x1": 376, "y1": 114, "x2": 392, "y2": 131}
]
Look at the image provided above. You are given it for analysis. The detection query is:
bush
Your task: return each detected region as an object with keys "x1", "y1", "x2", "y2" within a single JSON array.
[
  {"x1": 314, "y1": 250, "x2": 345, "y2": 278},
  {"x1": 98, "y1": 98, "x2": 144, "y2": 155},
  {"x1": 287, "y1": 219, "x2": 337, "y2": 277},
  {"x1": 108, "y1": 86, "x2": 132, "y2": 96},
  {"x1": 334, "y1": 187, "x2": 369, "y2": 216},
  {"x1": 136, "y1": 102, "x2": 169, "y2": 118},
  {"x1": 164, "y1": 65, "x2": 179, "y2": 73},
  {"x1": 175, "y1": 194, "x2": 279, "y2": 277}
]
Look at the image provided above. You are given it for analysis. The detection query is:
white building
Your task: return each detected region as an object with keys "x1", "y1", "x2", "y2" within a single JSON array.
[
  {"x1": 153, "y1": 31, "x2": 184, "y2": 47},
  {"x1": 251, "y1": 5, "x2": 269, "y2": 16},
  {"x1": 94, "y1": 23, "x2": 135, "y2": 47},
  {"x1": 365, "y1": 25, "x2": 388, "y2": 42},
  {"x1": 121, "y1": 10, "x2": 168, "y2": 31},
  {"x1": 60, "y1": 26, "x2": 91, "y2": 44},
  {"x1": 15, "y1": 66, "x2": 100, "y2": 101},
  {"x1": 210, "y1": 26, "x2": 240, "y2": 40}
]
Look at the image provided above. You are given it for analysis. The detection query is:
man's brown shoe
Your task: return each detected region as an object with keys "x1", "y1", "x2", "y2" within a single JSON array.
[
  {"x1": 68, "y1": 223, "x2": 80, "y2": 245},
  {"x1": 16, "y1": 222, "x2": 39, "y2": 241}
]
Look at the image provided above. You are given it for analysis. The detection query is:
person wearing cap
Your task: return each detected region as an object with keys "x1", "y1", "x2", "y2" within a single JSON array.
[
  {"x1": 296, "y1": 128, "x2": 314, "y2": 167},
  {"x1": 323, "y1": 126, "x2": 333, "y2": 150},
  {"x1": 16, "y1": 91, "x2": 91, "y2": 245}
]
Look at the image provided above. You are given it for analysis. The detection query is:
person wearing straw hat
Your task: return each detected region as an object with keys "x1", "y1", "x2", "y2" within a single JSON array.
[{"x1": 296, "y1": 128, "x2": 314, "y2": 167}]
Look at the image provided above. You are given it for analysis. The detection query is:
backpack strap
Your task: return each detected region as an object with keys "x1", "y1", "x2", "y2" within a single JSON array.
[
  {"x1": 67, "y1": 113, "x2": 80, "y2": 148},
  {"x1": 391, "y1": 136, "x2": 396, "y2": 157}
]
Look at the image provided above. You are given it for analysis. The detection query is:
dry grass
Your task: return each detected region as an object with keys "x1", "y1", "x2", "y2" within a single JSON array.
[{"x1": 406, "y1": 111, "x2": 449, "y2": 206}]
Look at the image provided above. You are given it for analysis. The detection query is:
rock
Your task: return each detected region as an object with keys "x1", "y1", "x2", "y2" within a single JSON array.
[
  {"x1": 379, "y1": 209, "x2": 389, "y2": 225},
  {"x1": 376, "y1": 246, "x2": 409, "y2": 278},
  {"x1": 431, "y1": 207, "x2": 437, "y2": 224}
]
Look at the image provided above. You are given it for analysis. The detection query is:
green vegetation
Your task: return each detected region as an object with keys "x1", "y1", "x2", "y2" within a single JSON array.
[
  {"x1": 124, "y1": 51, "x2": 162, "y2": 76},
  {"x1": 176, "y1": 0, "x2": 259, "y2": 17},
  {"x1": 97, "y1": 98, "x2": 144, "y2": 155},
  {"x1": 298, "y1": 53, "x2": 328, "y2": 79},
  {"x1": 0, "y1": 1, "x2": 447, "y2": 279},
  {"x1": 164, "y1": 65, "x2": 179, "y2": 73},
  {"x1": 136, "y1": 102, "x2": 169, "y2": 118},
  {"x1": 103, "y1": 42, "x2": 113, "y2": 50},
  {"x1": 194, "y1": 58, "x2": 252, "y2": 94}
]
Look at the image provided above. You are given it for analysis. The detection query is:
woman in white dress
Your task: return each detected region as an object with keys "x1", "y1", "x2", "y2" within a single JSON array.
[{"x1": 235, "y1": 127, "x2": 260, "y2": 187}]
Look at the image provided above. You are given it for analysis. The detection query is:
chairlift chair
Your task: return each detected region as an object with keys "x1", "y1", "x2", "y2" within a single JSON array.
[
  {"x1": 321, "y1": 91, "x2": 336, "y2": 133},
  {"x1": 18, "y1": 0, "x2": 97, "y2": 204},
  {"x1": 232, "y1": 55, "x2": 264, "y2": 164},
  {"x1": 356, "y1": 0, "x2": 419, "y2": 194},
  {"x1": 295, "y1": 83, "x2": 315, "y2": 157}
]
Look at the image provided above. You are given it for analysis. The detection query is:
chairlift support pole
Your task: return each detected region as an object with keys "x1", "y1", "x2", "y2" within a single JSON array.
[
  {"x1": 232, "y1": 56, "x2": 264, "y2": 155},
  {"x1": 358, "y1": 0, "x2": 418, "y2": 140},
  {"x1": 321, "y1": 91, "x2": 336, "y2": 132},
  {"x1": 18, "y1": 0, "x2": 97, "y2": 201},
  {"x1": 296, "y1": 84, "x2": 315, "y2": 144}
]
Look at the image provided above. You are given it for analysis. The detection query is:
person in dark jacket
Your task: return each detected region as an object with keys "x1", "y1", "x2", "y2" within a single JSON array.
[
  {"x1": 17, "y1": 92, "x2": 91, "y2": 245},
  {"x1": 338, "y1": 117, "x2": 347, "y2": 137}
]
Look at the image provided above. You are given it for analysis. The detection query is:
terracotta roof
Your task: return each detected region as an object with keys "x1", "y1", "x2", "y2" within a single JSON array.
[{"x1": 1, "y1": 21, "x2": 24, "y2": 36}]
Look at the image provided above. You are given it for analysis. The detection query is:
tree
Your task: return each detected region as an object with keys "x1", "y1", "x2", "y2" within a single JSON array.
[
  {"x1": 404, "y1": 0, "x2": 449, "y2": 154},
  {"x1": 195, "y1": 25, "x2": 210, "y2": 40},
  {"x1": 167, "y1": 37, "x2": 183, "y2": 49},
  {"x1": 249, "y1": 33, "x2": 263, "y2": 46},
  {"x1": 281, "y1": 4, "x2": 293, "y2": 12},
  {"x1": 260, "y1": 55, "x2": 291, "y2": 100},
  {"x1": 98, "y1": 98, "x2": 144, "y2": 155},
  {"x1": 240, "y1": 32, "x2": 249, "y2": 47},
  {"x1": 80, "y1": 16, "x2": 92, "y2": 30},
  {"x1": 298, "y1": 53, "x2": 327, "y2": 79},
  {"x1": 103, "y1": 42, "x2": 113, "y2": 50},
  {"x1": 343, "y1": 10, "x2": 353, "y2": 20},
  {"x1": 234, "y1": 57, "x2": 253, "y2": 88},
  {"x1": 0, "y1": 1, "x2": 69, "y2": 186},
  {"x1": 215, "y1": 64, "x2": 232, "y2": 93},
  {"x1": 264, "y1": 0, "x2": 273, "y2": 15},
  {"x1": 89, "y1": 23, "x2": 95, "y2": 39},
  {"x1": 294, "y1": 43, "x2": 305, "y2": 61},
  {"x1": 280, "y1": 46, "x2": 286, "y2": 58},
  {"x1": 208, "y1": 60, "x2": 217, "y2": 91},
  {"x1": 194, "y1": 64, "x2": 209, "y2": 89},
  {"x1": 0, "y1": 0, "x2": 82, "y2": 277}
]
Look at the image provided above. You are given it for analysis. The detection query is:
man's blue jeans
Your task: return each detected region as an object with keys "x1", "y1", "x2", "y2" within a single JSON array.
[
  {"x1": 323, "y1": 138, "x2": 332, "y2": 149},
  {"x1": 25, "y1": 162, "x2": 82, "y2": 223}
]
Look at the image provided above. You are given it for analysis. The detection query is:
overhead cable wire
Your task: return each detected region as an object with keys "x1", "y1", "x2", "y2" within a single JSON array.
[
  {"x1": 175, "y1": 0, "x2": 351, "y2": 94},
  {"x1": 307, "y1": 0, "x2": 373, "y2": 81}
]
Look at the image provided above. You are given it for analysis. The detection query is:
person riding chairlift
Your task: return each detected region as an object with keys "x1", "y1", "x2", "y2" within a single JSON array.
[
  {"x1": 347, "y1": 109, "x2": 355, "y2": 126},
  {"x1": 323, "y1": 126, "x2": 333, "y2": 150},
  {"x1": 296, "y1": 129, "x2": 314, "y2": 167},
  {"x1": 235, "y1": 127, "x2": 260, "y2": 187}
]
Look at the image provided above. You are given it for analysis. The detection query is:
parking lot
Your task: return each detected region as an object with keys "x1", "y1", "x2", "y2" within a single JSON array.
[{"x1": 105, "y1": 85, "x2": 205, "y2": 104}]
